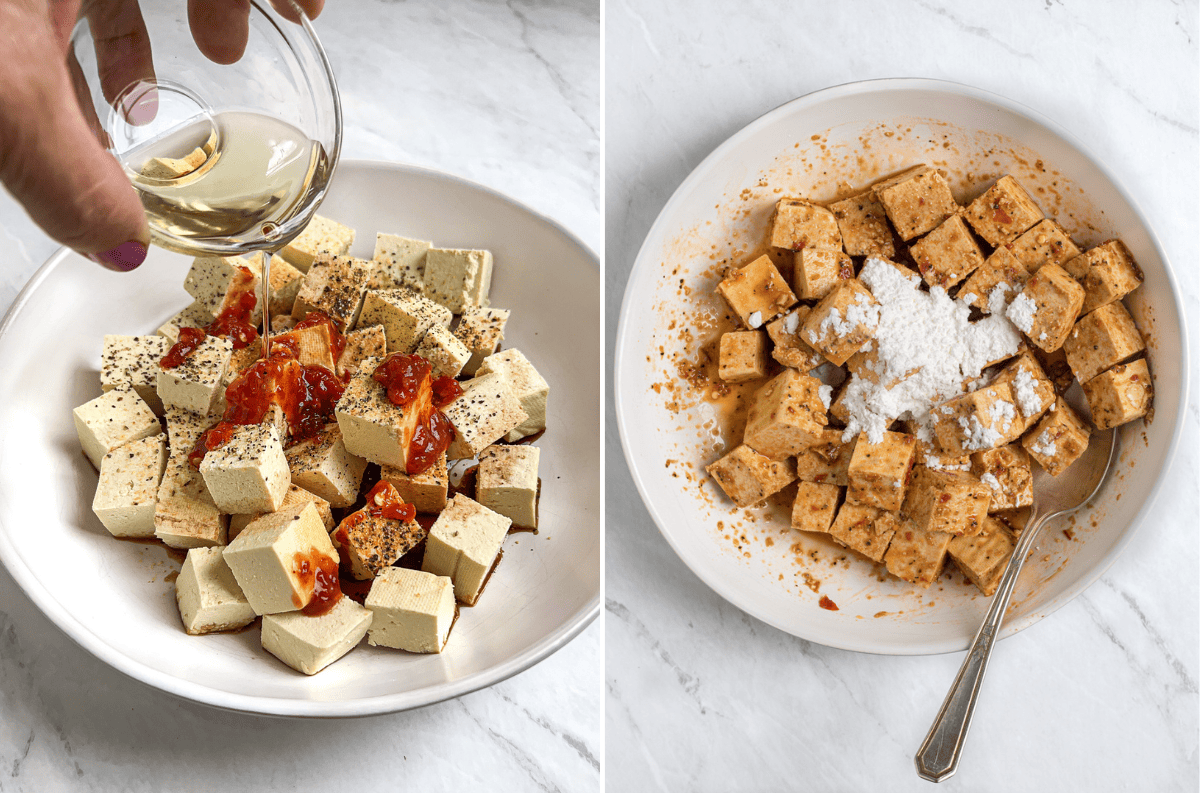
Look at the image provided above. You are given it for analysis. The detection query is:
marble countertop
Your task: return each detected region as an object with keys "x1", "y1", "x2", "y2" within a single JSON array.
[
  {"x1": 0, "y1": 1, "x2": 600, "y2": 791},
  {"x1": 605, "y1": 1, "x2": 1198, "y2": 791}
]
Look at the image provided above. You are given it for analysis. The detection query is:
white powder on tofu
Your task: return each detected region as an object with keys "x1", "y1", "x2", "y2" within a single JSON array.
[
  {"x1": 812, "y1": 293, "x2": 880, "y2": 344},
  {"x1": 818, "y1": 384, "x2": 832, "y2": 409},
  {"x1": 926, "y1": 455, "x2": 969, "y2": 472},
  {"x1": 1011, "y1": 367, "x2": 1043, "y2": 417},
  {"x1": 783, "y1": 311, "x2": 800, "y2": 335},
  {"x1": 1031, "y1": 430, "x2": 1057, "y2": 458},
  {"x1": 988, "y1": 399, "x2": 1016, "y2": 433},
  {"x1": 981, "y1": 472, "x2": 1002, "y2": 491},
  {"x1": 958, "y1": 414, "x2": 1002, "y2": 451},
  {"x1": 838, "y1": 258, "x2": 1023, "y2": 444},
  {"x1": 1006, "y1": 293, "x2": 1036, "y2": 334},
  {"x1": 747, "y1": 311, "x2": 763, "y2": 329}
]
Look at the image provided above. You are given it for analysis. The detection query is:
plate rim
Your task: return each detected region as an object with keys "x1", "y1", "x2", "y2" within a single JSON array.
[
  {"x1": 612, "y1": 77, "x2": 1191, "y2": 656},
  {"x1": 0, "y1": 158, "x2": 600, "y2": 717}
]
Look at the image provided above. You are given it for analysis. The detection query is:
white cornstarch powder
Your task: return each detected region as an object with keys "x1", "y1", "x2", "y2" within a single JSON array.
[
  {"x1": 783, "y1": 311, "x2": 800, "y2": 335},
  {"x1": 818, "y1": 384, "x2": 832, "y2": 409},
  {"x1": 838, "y1": 258, "x2": 1023, "y2": 444},
  {"x1": 1006, "y1": 293, "x2": 1036, "y2": 333},
  {"x1": 1031, "y1": 430, "x2": 1057, "y2": 458},
  {"x1": 958, "y1": 414, "x2": 1003, "y2": 451},
  {"x1": 980, "y1": 472, "x2": 1002, "y2": 491},
  {"x1": 810, "y1": 293, "x2": 880, "y2": 345},
  {"x1": 747, "y1": 311, "x2": 763, "y2": 329},
  {"x1": 988, "y1": 399, "x2": 1016, "y2": 433},
  {"x1": 1011, "y1": 367, "x2": 1043, "y2": 417}
]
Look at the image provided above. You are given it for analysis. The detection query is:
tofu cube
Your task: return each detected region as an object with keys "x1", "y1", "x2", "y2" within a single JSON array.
[
  {"x1": 884, "y1": 519, "x2": 953, "y2": 587},
  {"x1": 261, "y1": 597, "x2": 372, "y2": 675},
  {"x1": 1022, "y1": 397, "x2": 1091, "y2": 476},
  {"x1": 365, "y1": 567, "x2": 456, "y2": 653},
  {"x1": 958, "y1": 245, "x2": 1031, "y2": 312},
  {"x1": 331, "y1": 500, "x2": 427, "y2": 580},
  {"x1": 764, "y1": 308, "x2": 824, "y2": 372},
  {"x1": 272, "y1": 318, "x2": 338, "y2": 373},
  {"x1": 718, "y1": 330, "x2": 769, "y2": 383},
  {"x1": 422, "y1": 248, "x2": 494, "y2": 313},
  {"x1": 909, "y1": 214, "x2": 986, "y2": 289},
  {"x1": 183, "y1": 255, "x2": 262, "y2": 325},
  {"x1": 381, "y1": 453, "x2": 449, "y2": 514},
  {"x1": 476, "y1": 445, "x2": 540, "y2": 529},
  {"x1": 768, "y1": 198, "x2": 842, "y2": 252},
  {"x1": 828, "y1": 189, "x2": 895, "y2": 258},
  {"x1": 358, "y1": 288, "x2": 453, "y2": 354},
  {"x1": 175, "y1": 547, "x2": 257, "y2": 635},
  {"x1": 932, "y1": 382, "x2": 1021, "y2": 456},
  {"x1": 846, "y1": 431, "x2": 917, "y2": 512},
  {"x1": 73, "y1": 386, "x2": 162, "y2": 469},
  {"x1": 1005, "y1": 263, "x2": 1085, "y2": 352},
  {"x1": 716, "y1": 254, "x2": 797, "y2": 329},
  {"x1": 101, "y1": 335, "x2": 170, "y2": 414},
  {"x1": 1063, "y1": 240, "x2": 1143, "y2": 316},
  {"x1": 1062, "y1": 301, "x2": 1145, "y2": 383},
  {"x1": 229, "y1": 484, "x2": 334, "y2": 543},
  {"x1": 994, "y1": 506, "x2": 1031, "y2": 537},
  {"x1": 794, "y1": 429, "x2": 857, "y2": 486},
  {"x1": 990, "y1": 351, "x2": 1056, "y2": 434},
  {"x1": 872, "y1": 165, "x2": 959, "y2": 240},
  {"x1": 199, "y1": 424, "x2": 290, "y2": 514},
  {"x1": 790, "y1": 481, "x2": 841, "y2": 534},
  {"x1": 290, "y1": 255, "x2": 372, "y2": 330},
  {"x1": 1009, "y1": 219, "x2": 1081, "y2": 272},
  {"x1": 414, "y1": 324, "x2": 471, "y2": 379},
  {"x1": 284, "y1": 423, "x2": 367, "y2": 508},
  {"x1": 373, "y1": 232, "x2": 432, "y2": 292},
  {"x1": 948, "y1": 517, "x2": 1016, "y2": 596},
  {"x1": 828, "y1": 503, "x2": 896, "y2": 563},
  {"x1": 156, "y1": 301, "x2": 212, "y2": 344},
  {"x1": 454, "y1": 307, "x2": 510, "y2": 376},
  {"x1": 970, "y1": 444, "x2": 1033, "y2": 511},
  {"x1": 802, "y1": 279, "x2": 879, "y2": 366},
  {"x1": 141, "y1": 146, "x2": 207, "y2": 179},
  {"x1": 337, "y1": 324, "x2": 387, "y2": 380},
  {"x1": 793, "y1": 248, "x2": 855, "y2": 300},
  {"x1": 422, "y1": 494, "x2": 511, "y2": 605},
  {"x1": 743, "y1": 369, "x2": 829, "y2": 459},
  {"x1": 901, "y1": 467, "x2": 991, "y2": 536},
  {"x1": 705, "y1": 444, "x2": 796, "y2": 508},
  {"x1": 334, "y1": 361, "x2": 424, "y2": 469},
  {"x1": 1082, "y1": 359, "x2": 1153, "y2": 429},
  {"x1": 443, "y1": 372, "x2": 529, "y2": 459},
  {"x1": 155, "y1": 449, "x2": 228, "y2": 549},
  {"x1": 92, "y1": 434, "x2": 168, "y2": 537},
  {"x1": 156, "y1": 335, "x2": 232, "y2": 415},
  {"x1": 964, "y1": 175, "x2": 1044, "y2": 246},
  {"x1": 223, "y1": 501, "x2": 340, "y2": 614},
  {"x1": 279, "y1": 214, "x2": 355, "y2": 273}
]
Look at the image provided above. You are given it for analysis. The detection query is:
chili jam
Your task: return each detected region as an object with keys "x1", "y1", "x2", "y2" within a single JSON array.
[
  {"x1": 293, "y1": 547, "x2": 342, "y2": 616},
  {"x1": 160, "y1": 267, "x2": 260, "y2": 369},
  {"x1": 160, "y1": 326, "x2": 208, "y2": 369},
  {"x1": 371, "y1": 353, "x2": 461, "y2": 476}
]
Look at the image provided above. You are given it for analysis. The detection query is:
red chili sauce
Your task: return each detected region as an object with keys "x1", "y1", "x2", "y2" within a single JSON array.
[
  {"x1": 161, "y1": 267, "x2": 259, "y2": 370},
  {"x1": 371, "y1": 353, "x2": 462, "y2": 476},
  {"x1": 293, "y1": 547, "x2": 342, "y2": 616}
]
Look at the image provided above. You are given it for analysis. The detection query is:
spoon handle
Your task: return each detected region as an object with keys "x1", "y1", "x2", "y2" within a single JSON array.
[{"x1": 914, "y1": 510, "x2": 1050, "y2": 782}]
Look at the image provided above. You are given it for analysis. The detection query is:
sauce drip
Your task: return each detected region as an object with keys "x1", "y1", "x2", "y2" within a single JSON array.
[
  {"x1": 371, "y1": 353, "x2": 461, "y2": 476},
  {"x1": 160, "y1": 326, "x2": 207, "y2": 369},
  {"x1": 293, "y1": 547, "x2": 342, "y2": 616},
  {"x1": 819, "y1": 595, "x2": 839, "y2": 611}
]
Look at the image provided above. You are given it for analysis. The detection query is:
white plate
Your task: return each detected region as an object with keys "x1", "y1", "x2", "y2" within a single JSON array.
[
  {"x1": 613, "y1": 79, "x2": 1188, "y2": 655},
  {"x1": 0, "y1": 160, "x2": 600, "y2": 715}
]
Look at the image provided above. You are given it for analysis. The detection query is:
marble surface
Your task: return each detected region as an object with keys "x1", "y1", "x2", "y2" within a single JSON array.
[
  {"x1": 0, "y1": 1, "x2": 599, "y2": 791},
  {"x1": 606, "y1": 1, "x2": 1198, "y2": 791}
]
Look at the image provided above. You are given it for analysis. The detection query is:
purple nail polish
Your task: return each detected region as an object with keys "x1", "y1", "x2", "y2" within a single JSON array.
[{"x1": 87, "y1": 240, "x2": 148, "y2": 272}]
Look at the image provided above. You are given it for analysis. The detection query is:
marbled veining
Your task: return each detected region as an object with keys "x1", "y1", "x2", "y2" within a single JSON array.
[
  {"x1": 0, "y1": 1, "x2": 599, "y2": 791},
  {"x1": 606, "y1": 1, "x2": 1197, "y2": 791}
]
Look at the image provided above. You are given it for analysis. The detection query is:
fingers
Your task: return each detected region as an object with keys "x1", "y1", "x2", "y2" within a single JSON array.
[
  {"x1": 81, "y1": 0, "x2": 156, "y2": 111},
  {"x1": 188, "y1": 0, "x2": 250, "y2": 65}
]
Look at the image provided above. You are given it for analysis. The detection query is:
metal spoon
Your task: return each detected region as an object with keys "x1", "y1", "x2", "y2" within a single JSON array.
[{"x1": 915, "y1": 426, "x2": 1119, "y2": 783}]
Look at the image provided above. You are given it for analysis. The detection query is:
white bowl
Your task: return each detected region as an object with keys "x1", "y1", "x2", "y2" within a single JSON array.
[
  {"x1": 613, "y1": 79, "x2": 1188, "y2": 655},
  {"x1": 0, "y1": 160, "x2": 600, "y2": 715}
]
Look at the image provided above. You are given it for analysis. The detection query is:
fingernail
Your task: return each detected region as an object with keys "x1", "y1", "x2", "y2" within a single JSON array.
[{"x1": 87, "y1": 240, "x2": 148, "y2": 272}]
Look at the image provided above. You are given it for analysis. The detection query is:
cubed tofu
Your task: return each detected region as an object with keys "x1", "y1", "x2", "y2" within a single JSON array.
[
  {"x1": 958, "y1": 245, "x2": 1031, "y2": 313},
  {"x1": 909, "y1": 214, "x2": 986, "y2": 289},
  {"x1": 223, "y1": 501, "x2": 339, "y2": 615},
  {"x1": 423, "y1": 248, "x2": 494, "y2": 313},
  {"x1": 373, "y1": 232, "x2": 432, "y2": 292},
  {"x1": 705, "y1": 444, "x2": 796, "y2": 508},
  {"x1": 454, "y1": 307, "x2": 510, "y2": 376},
  {"x1": 414, "y1": 324, "x2": 472, "y2": 379},
  {"x1": 769, "y1": 198, "x2": 842, "y2": 252},
  {"x1": 970, "y1": 444, "x2": 1033, "y2": 512},
  {"x1": 884, "y1": 519, "x2": 953, "y2": 587},
  {"x1": 101, "y1": 335, "x2": 170, "y2": 414},
  {"x1": 358, "y1": 288, "x2": 453, "y2": 354},
  {"x1": 931, "y1": 383, "x2": 1021, "y2": 457},
  {"x1": 73, "y1": 386, "x2": 162, "y2": 469},
  {"x1": 718, "y1": 331, "x2": 769, "y2": 383},
  {"x1": 155, "y1": 448, "x2": 228, "y2": 549},
  {"x1": 1062, "y1": 302, "x2": 1145, "y2": 384},
  {"x1": 92, "y1": 434, "x2": 168, "y2": 537},
  {"x1": 421, "y1": 494, "x2": 511, "y2": 605},
  {"x1": 948, "y1": 517, "x2": 1015, "y2": 596},
  {"x1": 291, "y1": 255, "x2": 372, "y2": 331},
  {"x1": 1022, "y1": 397, "x2": 1091, "y2": 476},
  {"x1": 1063, "y1": 240, "x2": 1143, "y2": 316},
  {"x1": 199, "y1": 424, "x2": 290, "y2": 514},
  {"x1": 846, "y1": 431, "x2": 917, "y2": 512},
  {"x1": 743, "y1": 369, "x2": 829, "y2": 459},
  {"x1": 381, "y1": 453, "x2": 449, "y2": 514},
  {"x1": 764, "y1": 307, "x2": 824, "y2": 372},
  {"x1": 828, "y1": 382, "x2": 852, "y2": 426},
  {"x1": 802, "y1": 279, "x2": 879, "y2": 366},
  {"x1": 365, "y1": 567, "x2": 456, "y2": 653},
  {"x1": 1009, "y1": 219, "x2": 1082, "y2": 272},
  {"x1": 279, "y1": 215, "x2": 355, "y2": 273},
  {"x1": 229, "y1": 484, "x2": 334, "y2": 543},
  {"x1": 156, "y1": 301, "x2": 212, "y2": 344},
  {"x1": 794, "y1": 429, "x2": 857, "y2": 486},
  {"x1": 990, "y1": 351, "x2": 1056, "y2": 434},
  {"x1": 284, "y1": 423, "x2": 367, "y2": 508},
  {"x1": 141, "y1": 146, "x2": 207, "y2": 179},
  {"x1": 331, "y1": 499, "x2": 427, "y2": 580},
  {"x1": 248, "y1": 252, "x2": 305, "y2": 317},
  {"x1": 964, "y1": 175, "x2": 1044, "y2": 247},
  {"x1": 793, "y1": 248, "x2": 855, "y2": 300},
  {"x1": 334, "y1": 360, "x2": 425, "y2": 469},
  {"x1": 872, "y1": 165, "x2": 959, "y2": 240},
  {"x1": 1005, "y1": 263, "x2": 1085, "y2": 353},
  {"x1": 790, "y1": 481, "x2": 841, "y2": 534},
  {"x1": 476, "y1": 445, "x2": 540, "y2": 529},
  {"x1": 1082, "y1": 359, "x2": 1153, "y2": 430},
  {"x1": 175, "y1": 547, "x2": 257, "y2": 635},
  {"x1": 271, "y1": 319, "x2": 338, "y2": 372},
  {"x1": 156, "y1": 335, "x2": 232, "y2": 415},
  {"x1": 164, "y1": 406, "x2": 216, "y2": 453},
  {"x1": 828, "y1": 189, "x2": 895, "y2": 258},
  {"x1": 183, "y1": 255, "x2": 262, "y2": 324},
  {"x1": 443, "y1": 372, "x2": 529, "y2": 459},
  {"x1": 994, "y1": 506, "x2": 1031, "y2": 537},
  {"x1": 337, "y1": 324, "x2": 387, "y2": 380},
  {"x1": 260, "y1": 597, "x2": 372, "y2": 675},
  {"x1": 828, "y1": 503, "x2": 896, "y2": 563},
  {"x1": 901, "y1": 467, "x2": 990, "y2": 536},
  {"x1": 716, "y1": 254, "x2": 797, "y2": 329}
]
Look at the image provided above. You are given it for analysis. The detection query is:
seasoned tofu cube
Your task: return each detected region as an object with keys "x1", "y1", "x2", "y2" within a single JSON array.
[
  {"x1": 716, "y1": 254, "x2": 797, "y2": 330},
  {"x1": 1005, "y1": 263, "x2": 1085, "y2": 352},
  {"x1": 705, "y1": 444, "x2": 796, "y2": 508},
  {"x1": 365, "y1": 567, "x2": 456, "y2": 653},
  {"x1": 476, "y1": 445, "x2": 540, "y2": 529},
  {"x1": 743, "y1": 369, "x2": 829, "y2": 459},
  {"x1": 164, "y1": 406, "x2": 216, "y2": 453},
  {"x1": 769, "y1": 198, "x2": 841, "y2": 252},
  {"x1": 223, "y1": 501, "x2": 339, "y2": 614},
  {"x1": 1082, "y1": 359, "x2": 1153, "y2": 429},
  {"x1": 901, "y1": 467, "x2": 990, "y2": 537},
  {"x1": 909, "y1": 214, "x2": 985, "y2": 289},
  {"x1": 291, "y1": 255, "x2": 372, "y2": 331},
  {"x1": 141, "y1": 146, "x2": 207, "y2": 179},
  {"x1": 790, "y1": 481, "x2": 841, "y2": 534},
  {"x1": 1062, "y1": 302, "x2": 1145, "y2": 383},
  {"x1": 199, "y1": 424, "x2": 290, "y2": 514},
  {"x1": 423, "y1": 248, "x2": 493, "y2": 313},
  {"x1": 931, "y1": 383, "x2": 1021, "y2": 456},
  {"x1": 970, "y1": 444, "x2": 1033, "y2": 511},
  {"x1": 1009, "y1": 219, "x2": 1082, "y2": 272},
  {"x1": 994, "y1": 506, "x2": 1031, "y2": 537},
  {"x1": 271, "y1": 321, "x2": 337, "y2": 372},
  {"x1": 229, "y1": 484, "x2": 334, "y2": 543},
  {"x1": 261, "y1": 597, "x2": 372, "y2": 675},
  {"x1": 793, "y1": 248, "x2": 855, "y2": 300},
  {"x1": 1063, "y1": 240, "x2": 1143, "y2": 316},
  {"x1": 872, "y1": 165, "x2": 958, "y2": 240},
  {"x1": 948, "y1": 516, "x2": 1016, "y2": 596},
  {"x1": 101, "y1": 334, "x2": 170, "y2": 414},
  {"x1": 337, "y1": 324, "x2": 387, "y2": 380},
  {"x1": 331, "y1": 494, "x2": 427, "y2": 580},
  {"x1": 373, "y1": 233, "x2": 432, "y2": 292},
  {"x1": 334, "y1": 360, "x2": 425, "y2": 469},
  {"x1": 794, "y1": 429, "x2": 856, "y2": 486},
  {"x1": 73, "y1": 386, "x2": 162, "y2": 469},
  {"x1": 156, "y1": 335, "x2": 232, "y2": 415},
  {"x1": 414, "y1": 324, "x2": 471, "y2": 379},
  {"x1": 958, "y1": 246, "x2": 1031, "y2": 313},
  {"x1": 155, "y1": 448, "x2": 228, "y2": 549},
  {"x1": 802, "y1": 279, "x2": 879, "y2": 366},
  {"x1": 884, "y1": 519, "x2": 953, "y2": 587},
  {"x1": 846, "y1": 431, "x2": 917, "y2": 512},
  {"x1": 358, "y1": 288, "x2": 453, "y2": 354},
  {"x1": 454, "y1": 307, "x2": 510, "y2": 376},
  {"x1": 156, "y1": 301, "x2": 211, "y2": 344},
  {"x1": 279, "y1": 214, "x2": 355, "y2": 273},
  {"x1": 828, "y1": 189, "x2": 895, "y2": 258},
  {"x1": 1021, "y1": 397, "x2": 1091, "y2": 476},
  {"x1": 991, "y1": 351, "x2": 1056, "y2": 434},
  {"x1": 443, "y1": 372, "x2": 529, "y2": 458},
  {"x1": 764, "y1": 308, "x2": 823, "y2": 372},
  {"x1": 92, "y1": 434, "x2": 168, "y2": 537},
  {"x1": 183, "y1": 255, "x2": 262, "y2": 325},
  {"x1": 718, "y1": 330, "x2": 769, "y2": 382},
  {"x1": 964, "y1": 175, "x2": 1044, "y2": 246},
  {"x1": 381, "y1": 453, "x2": 449, "y2": 514},
  {"x1": 422, "y1": 494, "x2": 511, "y2": 605},
  {"x1": 248, "y1": 252, "x2": 305, "y2": 317},
  {"x1": 828, "y1": 382, "x2": 852, "y2": 426},
  {"x1": 175, "y1": 547, "x2": 257, "y2": 635},
  {"x1": 828, "y1": 503, "x2": 896, "y2": 563},
  {"x1": 284, "y1": 423, "x2": 366, "y2": 508}
]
